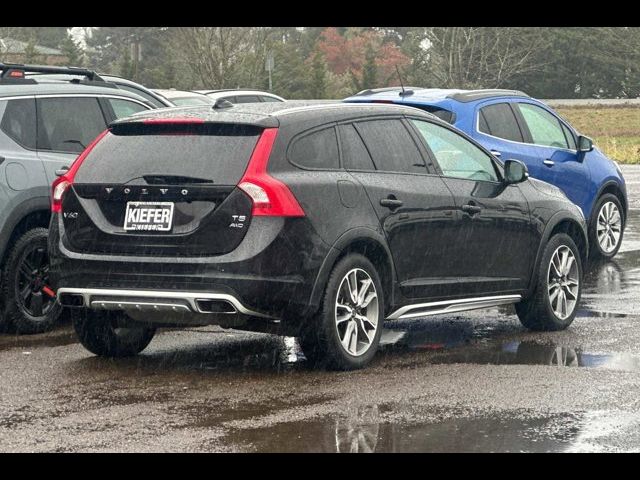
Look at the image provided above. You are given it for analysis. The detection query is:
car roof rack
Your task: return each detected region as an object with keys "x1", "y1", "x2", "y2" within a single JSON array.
[
  {"x1": 353, "y1": 86, "x2": 422, "y2": 97},
  {"x1": 446, "y1": 89, "x2": 529, "y2": 102},
  {"x1": 0, "y1": 62, "x2": 105, "y2": 84}
]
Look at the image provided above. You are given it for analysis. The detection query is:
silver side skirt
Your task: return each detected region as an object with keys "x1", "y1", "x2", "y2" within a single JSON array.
[{"x1": 386, "y1": 294, "x2": 522, "y2": 320}]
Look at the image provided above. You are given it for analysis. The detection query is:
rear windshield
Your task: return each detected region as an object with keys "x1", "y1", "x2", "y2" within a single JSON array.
[{"x1": 75, "y1": 123, "x2": 262, "y2": 185}]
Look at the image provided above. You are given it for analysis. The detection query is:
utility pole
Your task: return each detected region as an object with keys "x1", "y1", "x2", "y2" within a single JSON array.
[{"x1": 265, "y1": 50, "x2": 274, "y2": 91}]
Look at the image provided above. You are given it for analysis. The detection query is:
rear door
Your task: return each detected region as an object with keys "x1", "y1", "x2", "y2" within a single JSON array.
[
  {"x1": 61, "y1": 122, "x2": 262, "y2": 257},
  {"x1": 343, "y1": 118, "x2": 459, "y2": 299},
  {"x1": 410, "y1": 118, "x2": 534, "y2": 295},
  {"x1": 35, "y1": 96, "x2": 110, "y2": 184}
]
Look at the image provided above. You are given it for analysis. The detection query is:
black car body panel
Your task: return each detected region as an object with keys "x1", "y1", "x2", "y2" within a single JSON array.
[{"x1": 49, "y1": 102, "x2": 588, "y2": 334}]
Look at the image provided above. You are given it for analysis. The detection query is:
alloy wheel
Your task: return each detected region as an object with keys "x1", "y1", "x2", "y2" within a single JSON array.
[
  {"x1": 335, "y1": 268, "x2": 379, "y2": 357},
  {"x1": 547, "y1": 245, "x2": 580, "y2": 320},
  {"x1": 597, "y1": 201, "x2": 622, "y2": 253},
  {"x1": 16, "y1": 245, "x2": 56, "y2": 318}
]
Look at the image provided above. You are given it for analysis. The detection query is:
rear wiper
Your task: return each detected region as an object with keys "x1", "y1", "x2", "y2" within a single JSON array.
[{"x1": 141, "y1": 174, "x2": 214, "y2": 185}]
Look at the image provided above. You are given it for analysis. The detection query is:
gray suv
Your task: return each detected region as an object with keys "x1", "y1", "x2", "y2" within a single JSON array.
[{"x1": 0, "y1": 63, "x2": 154, "y2": 333}]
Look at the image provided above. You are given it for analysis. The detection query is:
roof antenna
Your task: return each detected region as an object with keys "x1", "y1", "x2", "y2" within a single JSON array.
[{"x1": 395, "y1": 65, "x2": 413, "y2": 97}]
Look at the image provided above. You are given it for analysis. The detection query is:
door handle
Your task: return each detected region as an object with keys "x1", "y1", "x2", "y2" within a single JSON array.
[
  {"x1": 462, "y1": 204, "x2": 482, "y2": 215},
  {"x1": 490, "y1": 150, "x2": 501, "y2": 158},
  {"x1": 380, "y1": 197, "x2": 403, "y2": 210},
  {"x1": 543, "y1": 159, "x2": 555, "y2": 167}
]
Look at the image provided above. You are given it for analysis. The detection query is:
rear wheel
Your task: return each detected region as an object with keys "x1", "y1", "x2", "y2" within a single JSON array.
[
  {"x1": 299, "y1": 254, "x2": 383, "y2": 370},
  {"x1": 590, "y1": 194, "x2": 624, "y2": 259},
  {"x1": 72, "y1": 310, "x2": 156, "y2": 357},
  {"x1": 1, "y1": 228, "x2": 61, "y2": 334},
  {"x1": 516, "y1": 233, "x2": 582, "y2": 331}
]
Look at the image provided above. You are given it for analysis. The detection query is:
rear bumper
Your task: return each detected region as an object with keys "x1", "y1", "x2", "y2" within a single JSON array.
[
  {"x1": 57, "y1": 287, "x2": 272, "y2": 317},
  {"x1": 49, "y1": 215, "x2": 331, "y2": 320}
]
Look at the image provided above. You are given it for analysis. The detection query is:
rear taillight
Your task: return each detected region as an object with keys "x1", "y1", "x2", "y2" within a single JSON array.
[
  {"x1": 51, "y1": 130, "x2": 109, "y2": 213},
  {"x1": 238, "y1": 128, "x2": 305, "y2": 217}
]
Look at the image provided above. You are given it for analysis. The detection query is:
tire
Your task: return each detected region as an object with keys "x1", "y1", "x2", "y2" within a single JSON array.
[
  {"x1": 72, "y1": 310, "x2": 156, "y2": 357},
  {"x1": 516, "y1": 233, "x2": 583, "y2": 331},
  {"x1": 1, "y1": 228, "x2": 62, "y2": 334},
  {"x1": 589, "y1": 194, "x2": 624, "y2": 259},
  {"x1": 299, "y1": 254, "x2": 384, "y2": 370}
]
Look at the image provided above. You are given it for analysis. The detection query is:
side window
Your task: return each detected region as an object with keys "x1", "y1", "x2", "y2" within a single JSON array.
[
  {"x1": 260, "y1": 96, "x2": 282, "y2": 103},
  {"x1": 355, "y1": 119, "x2": 426, "y2": 174},
  {"x1": 561, "y1": 122, "x2": 577, "y2": 150},
  {"x1": 517, "y1": 103, "x2": 569, "y2": 149},
  {"x1": 289, "y1": 126, "x2": 339, "y2": 169},
  {"x1": 411, "y1": 119, "x2": 499, "y2": 182},
  {"x1": 0, "y1": 98, "x2": 36, "y2": 149},
  {"x1": 234, "y1": 95, "x2": 260, "y2": 103},
  {"x1": 107, "y1": 98, "x2": 148, "y2": 119},
  {"x1": 37, "y1": 97, "x2": 107, "y2": 153},
  {"x1": 339, "y1": 124, "x2": 375, "y2": 170},
  {"x1": 478, "y1": 103, "x2": 524, "y2": 142}
]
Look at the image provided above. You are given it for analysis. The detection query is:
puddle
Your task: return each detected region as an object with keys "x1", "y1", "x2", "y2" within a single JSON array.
[{"x1": 224, "y1": 405, "x2": 640, "y2": 452}]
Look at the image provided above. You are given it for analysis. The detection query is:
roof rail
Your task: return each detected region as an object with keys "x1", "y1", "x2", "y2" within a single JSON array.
[
  {"x1": 447, "y1": 89, "x2": 529, "y2": 102},
  {"x1": 353, "y1": 86, "x2": 422, "y2": 97},
  {"x1": 0, "y1": 63, "x2": 104, "y2": 82}
]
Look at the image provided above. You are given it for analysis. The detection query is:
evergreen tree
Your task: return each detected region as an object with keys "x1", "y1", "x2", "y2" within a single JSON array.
[
  {"x1": 309, "y1": 51, "x2": 328, "y2": 98},
  {"x1": 60, "y1": 33, "x2": 83, "y2": 66},
  {"x1": 360, "y1": 43, "x2": 377, "y2": 90}
]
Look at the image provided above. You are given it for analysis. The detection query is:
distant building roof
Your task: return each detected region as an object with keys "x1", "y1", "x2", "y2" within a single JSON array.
[{"x1": 0, "y1": 38, "x2": 63, "y2": 56}]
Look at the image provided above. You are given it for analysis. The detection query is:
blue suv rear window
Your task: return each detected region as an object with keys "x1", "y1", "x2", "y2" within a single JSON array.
[{"x1": 478, "y1": 103, "x2": 524, "y2": 143}]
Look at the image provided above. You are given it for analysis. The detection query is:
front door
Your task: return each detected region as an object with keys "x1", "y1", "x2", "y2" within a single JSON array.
[{"x1": 409, "y1": 117, "x2": 534, "y2": 296}]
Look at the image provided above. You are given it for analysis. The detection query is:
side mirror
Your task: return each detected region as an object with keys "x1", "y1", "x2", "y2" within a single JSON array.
[
  {"x1": 578, "y1": 135, "x2": 594, "y2": 153},
  {"x1": 504, "y1": 159, "x2": 529, "y2": 184}
]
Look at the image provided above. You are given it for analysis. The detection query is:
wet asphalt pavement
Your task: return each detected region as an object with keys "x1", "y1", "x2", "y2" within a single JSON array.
[{"x1": 1, "y1": 165, "x2": 639, "y2": 452}]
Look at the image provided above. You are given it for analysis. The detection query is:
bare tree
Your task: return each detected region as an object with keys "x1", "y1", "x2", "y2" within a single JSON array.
[
  {"x1": 416, "y1": 27, "x2": 549, "y2": 89},
  {"x1": 172, "y1": 27, "x2": 270, "y2": 89}
]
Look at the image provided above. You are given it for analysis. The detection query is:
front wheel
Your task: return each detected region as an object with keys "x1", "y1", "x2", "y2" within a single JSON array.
[
  {"x1": 590, "y1": 194, "x2": 624, "y2": 259},
  {"x1": 72, "y1": 310, "x2": 156, "y2": 357},
  {"x1": 516, "y1": 233, "x2": 583, "y2": 331},
  {"x1": 299, "y1": 254, "x2": 384, "y2": 370}
]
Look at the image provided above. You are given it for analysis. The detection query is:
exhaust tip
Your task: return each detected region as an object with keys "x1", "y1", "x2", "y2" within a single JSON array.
[
  {"x1": 59, "y1": 293, "x2": 85, "y2": 308},
  {"x1": 195, "y1": 299, "x2": 237, "y2": 314}
]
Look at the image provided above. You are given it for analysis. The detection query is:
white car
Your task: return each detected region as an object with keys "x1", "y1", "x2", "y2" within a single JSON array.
[
  {"x1": 195, "y1": 89, "x2": 285, "y2": 104},
  {"x1": 152, "y1": 89, "x2": 214, "y2": 106}
]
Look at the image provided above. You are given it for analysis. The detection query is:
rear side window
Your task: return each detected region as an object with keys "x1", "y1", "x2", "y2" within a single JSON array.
[
  {"x1": 107, "y1": 98, "x2": 148, "y2": 119},
  {"x1": 339, "y1": 124, "x2": 375, "y2": 170},
  {"x1": 37, "y1": 97, "x2": 107, "y2": 153},
  {"x1": 0, "y1": 98, "x2": 36, "y2": 149},
  {"x1": 74, "y1": 123, "x2": 262, "y2": 185},
  {"x1": 234, "y1": 95, "x2": 260, "y2": 103},
  {"x1": 289, "y1": 127, "x2": 339, "y2": 169},
  {"x1": 478, "y1": 103, "x2": 523, "y2": 142},
  {"x1": 355, "y1": 119, "x2": 426, "y2": 174}
]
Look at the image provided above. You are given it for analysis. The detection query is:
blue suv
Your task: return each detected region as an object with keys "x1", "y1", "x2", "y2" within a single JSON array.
[{"x1": 344, "y1": 88, "x2": 628, "y2": 259}]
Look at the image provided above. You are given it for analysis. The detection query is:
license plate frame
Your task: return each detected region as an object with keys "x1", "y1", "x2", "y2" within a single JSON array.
[{"x1": 124, "y1": 201, "x2": 174, "y2": 232}]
